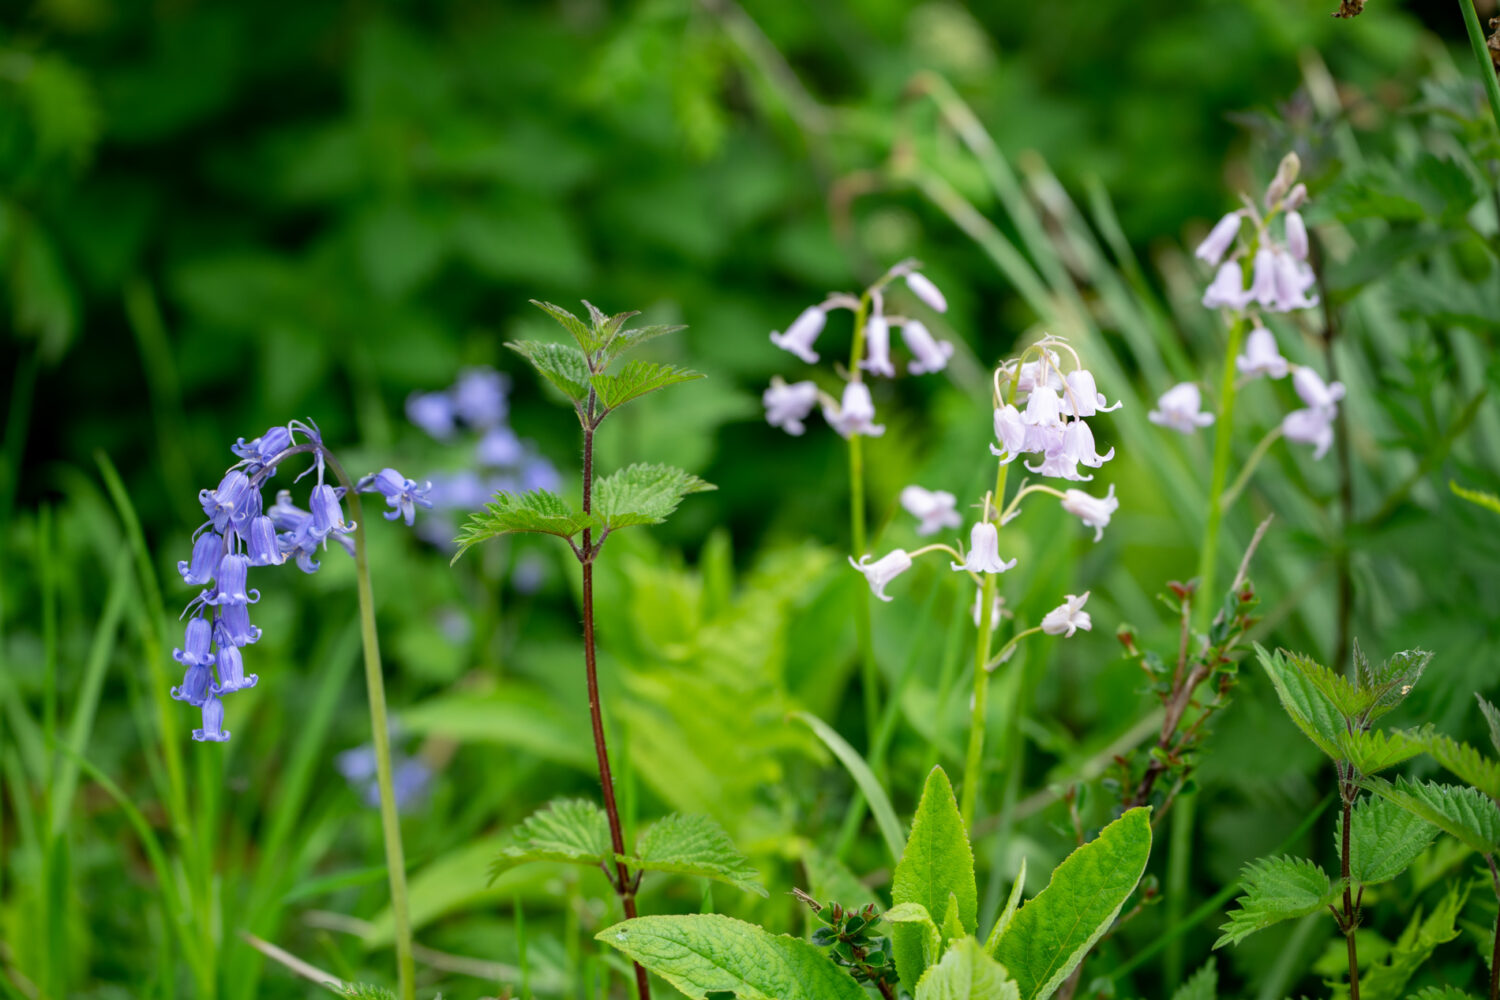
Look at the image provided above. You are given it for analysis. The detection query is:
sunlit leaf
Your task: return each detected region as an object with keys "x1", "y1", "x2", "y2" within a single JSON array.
[
  {"x1": 1215, "y1": 856, "x2": 1340, "y2": 948},
  {"x1": 626, "y1": 813, "x2": 767, "y2": 896},
  {"x1": 593, "y1": 463, "x2": 715, "y2": 531}
]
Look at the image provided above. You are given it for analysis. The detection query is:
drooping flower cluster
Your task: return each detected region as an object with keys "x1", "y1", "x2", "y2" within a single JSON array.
[
  {"x1": 172, "y1": 420, "x2": 431, "y2": 742},
  {"x1": 850, "y1": 335, "x2": 1120, "y2": 655},
  {"x1": 762, "y1": 260, "x2": 955, "y2": 439}
]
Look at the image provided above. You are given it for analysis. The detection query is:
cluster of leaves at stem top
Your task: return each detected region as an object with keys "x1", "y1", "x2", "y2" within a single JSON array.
[
  {"x1": 594, "y1": 766, "x2": 1153, "y2": 1000},
  {"x1": 452, "y1": 300, "x2": 714, "y2": 561}
]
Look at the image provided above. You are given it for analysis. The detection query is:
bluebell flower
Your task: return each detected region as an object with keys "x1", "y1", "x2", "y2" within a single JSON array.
[
  {"x1": 309, "y1": 484, "x2": 356, "y2": 543},
  {"x1": 215, "y1": 602, "x2": 262, "y2": 647},
  {"x1": 406, "y1": 391, "x2": 456, "y2": 440},
  {"x1": 178, "y1": 530, "x2": 222, "y2": 585},
  {"x1": 211, "y1": 644, "x2": 258, "y2": 695},
  {"x1": 451, "y1": 367, "x2": 510, "y2": 429},
  {"x1": 194, "y1": 695, "x2": 231, "y2": 743},
  {"x1": 245, "y1": 516, "x2": 285, "y2": 567},
  {"x1": 200, "y1": 471, "x2": 254, "y2": 533},
  {"x1": 232, "y1": 425, "x2": 294, "y2": 470},
  {"x1": 204, "y1": 553, "x2": 258, "y2": 607},
  {"x1": 336, "y1": 743, "x2": 432, "y2": 812},
  {"x1": 358, "y1": 468, "x2": 435, "y2": 527},
  {"x1": 171, "y1": 661, "x2": 214, "y2": 706},
  {"x1": 521, "y1": 458, "x2": 561, "y2": 493},
  {"x1": 476, "y1": 426, "x2": 523, "y2": 467}
]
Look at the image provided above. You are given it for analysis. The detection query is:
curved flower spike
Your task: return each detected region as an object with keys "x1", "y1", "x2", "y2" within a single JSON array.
[
  {"x1": 951, "y1": 522, "x2": 1017, "y2": 574},
  {"x1": 849, "y1": 550, "x2": 912, "y2": 602},
  {"x1": 1041, "y1": 592, "x2": 1092, "y2": 637}
]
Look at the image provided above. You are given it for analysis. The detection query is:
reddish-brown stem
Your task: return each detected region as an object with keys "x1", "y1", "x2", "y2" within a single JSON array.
[
  {"x1": 579, "y1": 392, "x2": 650, "y2": 1000},
  {"x1": 1339, "y1": 769, "x2": 1360, "y2": 1000}
]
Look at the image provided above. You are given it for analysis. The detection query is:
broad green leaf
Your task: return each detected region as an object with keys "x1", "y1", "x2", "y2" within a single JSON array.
[
  {"x1": 1452, "y1": 480, "x2": 1500, "y2": 517},
  {"x1": 1411, "y1": 728, "x2": 1500, "y2": 800},
  {"x1": 591, "y1": 359, "x2": 703, "y2": 411},
  {"x1": 1340, "y1": 727, "x2": 1426, "y2": 778},
  {"x1": 993, "y1": 807, "x2": 1153, "y2": 1000},
  {"x1": 489, "y1": 799, "x2": 611, "y2": 880},
  {"x1": 627, "y1": 813, "x2": 767, "y2": 896},
  {"x1": 596, "y1": 914, "x2": 865, "y2": 1000},
  {"x1": 1295, "y1": 646, "x2": 1370, "y2": 720},
  {"x1": 1339, "y1": 794, "x2": 1436, "y2": 886},
  {"x1": 893, "y1": 768, "x2": 979, "y2": 994},
  {"x1": 1170, "y1": 960, "x2": 1217, "y2": 1000},
  {"x1": 984, "y1": 859, "x2": 1027, "y2": 955},
  {"x1": 452, "y1": 490, "x2": 594, "y2": 558},
  {"x1": 1363, "y1": 777, "x2": 1500, "y2": 854},
  {"x1": 506, "y1": 339, "x2": 591, "y2": 401},
  {"x1": 884, "y1": 902, "x2": 944, "y2": 976},
  {"x1": 530, "y1": 298, "x2": 599, "y2": 352},
  {"x1": 1362, "y1": 883, "x2": 1468, "y2": 1000},
  {"x1": 606, "y1": 322, "x2": 689, "y2": 360},
  {"x1": 1477, "y1": 695, "x2": 1500, "y2": 758},
  {"x1": 593, "y1": 463, "x2": 715, "y2": 531},
  {"x1": 1256, "y1": 645, "x2": 1346, "y2": 761},
  {"x1": 792, "y1": 711, "x2": 905, "y2": 863},
  {"x1": 915, "y1": 937, "x2": 1021, "y2": 1000},
  {"x1": 1215, "y1": 856, "x2": 1340, "y2": 948},
  {"x1": 942, "y1": 894, "x2": 968, "y2": 944}
]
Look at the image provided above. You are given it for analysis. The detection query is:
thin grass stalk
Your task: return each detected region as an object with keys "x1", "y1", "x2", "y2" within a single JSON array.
[{"x1": 1457, "y1": 0, "x2": 1500, "y2": 143}]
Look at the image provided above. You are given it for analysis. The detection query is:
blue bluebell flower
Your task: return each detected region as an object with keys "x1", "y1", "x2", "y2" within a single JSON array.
[
  {"x1": 358, "y1": 468, "x2": 434, "y2": 527},
  {"x1": 178, "y1": 531, "x2": 222, "y2": 585},
  {"x1": 244, "y1": 516, "x2": 285, "y2": 567},
  {"x1": 200, "y1": 471, "x2": 254, "y2": 532},
  {"x1": 336, "y1": 743, "x2": 432, "y2": 812},
  {"x1": 451, "y1": 367, "x2": 510, "y2": 429},
  {"x1": 406, "y1": 391, "x2": 456, "y2": 440},
  {"x1": 194, "y1": 695, "x2": 231, "y2": 742},
  {"x1": 215, "y1": 603, "x2": 262, "y2": 648},
  {"x1": 476, "y1": 426, "x2": 523, "y2": 466},
  {"x1": 204, "y1": 553, "x2": 258, "y2": 607},
  {"x1": 309, "y1": 484, "x2": 356, "y2": 543},
  {"x1": 232, "y1": 425, "x2": 294, "y2": 470},
  {"x1": 211, "y1": 645, "x2": 258, "y2": 695}
]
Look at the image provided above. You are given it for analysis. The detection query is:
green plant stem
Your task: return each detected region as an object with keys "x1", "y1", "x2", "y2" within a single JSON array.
[
  {"x1": 1195, "y1": 316, "x2": 1247, "y2": 632},
  {"x1": 326, "y1": 453, "x2": 415, "y2": 1000},
  {"x1": 1457, "y1": 0, "x2": 1500, "y2": 142},
  {"x1": 848, "y1": 295, "x2": 879, "y2": 749},
  {"x1": 960, "y1": 462, "x2": 1010, "y2": 828},
  {"x1": 578, "y1": 392, "x2": 651, "y2": 1000},
  {"x1": 1219, "y1": 426, "x2": 1282, "y2": 510}
]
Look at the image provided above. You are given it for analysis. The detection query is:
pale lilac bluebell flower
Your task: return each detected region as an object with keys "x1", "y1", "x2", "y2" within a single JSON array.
[
  {"x1": 1195, "y1": 211, "x2": 1245, "y2": 266},
  {"x1": 1202, "y1": 262, "x2": 1253, "y2": 310},
  {"x1": 899, "y1": 485, "x2": 962, "y2": 536},
  {"x1": 990, "y1": 404, "x2": 1027, "y2": 461},
  {"x1": 1062, "y1": 370, "x2": 1122, "y2": 418},
  {"x1": 763, "y1": 378, "x2": 821, "y2": 436},
  {"x1": 860, "y1": 314, "x2": 895, "y2": 378},
  {"x1": 1149, "y1": 383, "x2": 1215, "y2": 434},
  {"x1": 1282, "y1": 407, "x2": 1336, "y2": 460},
  {"x1": 770, "y1": 306, "x2": 827, "y2": 364},
  {"x1": 823, "y1": 381, "x2": 885, "y2": 439},
  {"x1": 1236, "y1": 326, "x2": 1290, "y2": 380},
  {"x1": 1041, "y1": 592, "x2": 1092, "y2": 637},
  {"x1": 905, "y1": 272, "x2": 948, "y2": 313},
  {"x1": 901, "y1": 320, "x2": 954, "y2": 375},
  {"x1": 849, "y1": 550, "x2": 912, "y2": 602},
  {"x1": 1061, "y1": 484, "x2": 1118, "y2": 542},
  {"x1": 1063, "y1": 420, "x2": 1114, "y2": 470},
  {"x1": 951, "y1": 522, "x2": 1017, "y2": 574},
  {"x1": 1285, "y1": 211, "x2": 1309, "y2": 260}
]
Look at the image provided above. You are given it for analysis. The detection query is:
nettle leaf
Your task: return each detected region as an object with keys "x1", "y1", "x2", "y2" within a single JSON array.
[
  {"x1": 1340, "y1": 728, "x2": 1426, "y2": 777},
  {"x1": 1215, "y1": 856, "x2": 1340, "y2": 948},
  {"x1": 893, "y1": 768, "x2": 979, "y2": 994},
  {"x1": 1364, "y1": 777, "x2": 1500, "y2": 854},
  {"x1": 1362, "y1": 883, "x2": 1468, "y2": 1000},
  {"x1": 489, "y1": 799, "x2": 610, "y2": 881},
  {"x1": 584, "y1": 300, "x2": 639, "y2": 349},
  {"x1": 530, "y1": 299, "x2": 599, "y2": 353},
  {"x1": 625, "y1": 813, "x2": 767, "y2": 897},
  {"x1": 1407, "y1": 987, "x2": 1478, "y2": 1000},
  {"x1": 1412, "y1": 729, "x2": 1500, "y2": 800},
  {"x1": 1256, "y1": 646, "x2": 1346, "y2": 760},
  {"x1": 884, "y1": 902, "x2": 944, "y2": 978},
  {"x1": 597, "y1": 914, "x2": 865, "y2": 1000},
  {"x1": 915, "y1": 937, "x2": 1020, "y2": 1000},
  {"x1": 983, "y1": 860, "x2": 1028, "y2": 955},
  {"x1": 452, "y1": 491, "x2": 594, "y2": 559},
  {"x1": 593, "y1": 463, "x2": 715, "y2": 531},
  {"x1": 1170, "y1": 960, "x2": 1217, "y2": 1000},
  {"x1": 591, "y1": 360, "x2": 703, "y2": 411},
  {"x1": 1339, "y1": 794, "x2": 1437, "y2": 886},
  {"x1": 992, "y1": 808, "x2": 1152, "y2": 1000},
  {"x1": 329, "y1": 984, "x2": 397, "y2": 1000},
  {"x1": 506, "y1": 339, "x2": 592, "y2": 402},
  {"x1": 1354, "y1": 642, "x2": 1432, "y2": 723},
  {"x1": 1478, "y1": 695, "x2": 1500, "y2": 758}
]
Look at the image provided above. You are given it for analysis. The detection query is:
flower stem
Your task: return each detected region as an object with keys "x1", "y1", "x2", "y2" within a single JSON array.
[
  {"x1": 1219, "y1": 425, "x2": 1283, "y2": 510},
  {"x1": 1195, "y1": 315, "x2": 1248, "y2": 630},
  {"x1": 848, "y1": 295, "x2": 880, "y2": 749},
  {"x1": 579, "y1": 393, "x2": 651, "y2": 1000},
  {"x1": 327, "y1": 453, "x2": 416, "y2": 1000},
  {"x1": 1456, "y1": 0, "x2": 1500, "y2": 142},
  {"x1": 960, "y1": 463, "x2": 1010, "y2": 828}
]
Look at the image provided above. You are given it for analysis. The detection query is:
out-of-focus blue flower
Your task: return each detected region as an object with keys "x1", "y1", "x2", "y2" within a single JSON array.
[
  {"x1": 476, "y1": 426, "x2": 523, "y2": 467},
  {"x1": 521, "y1": 459, "x2": 560, "y2": 493},
  {"x1": 406, "y1": 391, "x2": 456, "y2": 440},
  {"x1": 451, "y1": 367, "x2": 510, "y2": 429},
  {"x1": 336, "y1": 742, "x2": 432, "y2": 812},
  {"x1": 358, "y1": 468, "x2": 435, "y2": 527}
]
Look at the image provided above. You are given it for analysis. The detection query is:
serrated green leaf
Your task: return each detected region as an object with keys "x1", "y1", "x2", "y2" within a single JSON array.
[
  {"x1": 530, "y1": 299, "x2": 599, "y2": 352},
  {"x1": 1364, "y1": 778, "x2": 1500, "y2": 854},
  {"x1": 1215, "y1": 856, "x2": 1339, "y2": 948},
  {"x1": 1406, "y1": 987, "x2": 1477, "y2": 1000},
  {"x1": 328, "y1": 984, "x2": 397, "y2": 1000},
  {"x1": 583, "y1": 300, "x2": 639, "y2": 348},
  {"x1": 1362, "y1": 883, "x2": 1468, "y2": 1000},
  {"x1": 596, "y1": 914, "x2": 865, "y2": 1000},
  {"x1": 489, "y1": 799, "x2": 610, "y2": 881},
  {"x1": 1411, "y1": 729, "x2": 1500, "y2": 800},
  {"x1": 593, "y1": 463, "x2": 715, "y2": 531},
  {"x1": 916, "y1": 937, "x2": 1021, "y2": 1000},
  {"x1": 993, "y1": 808, "x2": 1153, "y2": 1000},
  {"x1": 592, "y1": 359, "x2": 703, "y2": 411},
  {"x1": 894, "y1": 768, "x2": 979, "y2": 994},
  {"x1": 885, "y1": 902, "x2": 945, "y2": 978},
  {"x1": 984, "y1": 860, "x2": 1027, "y2": 955},
  {"x1": 1296, "y1": 647, "x2": 1370, "y2": 720},
  {"x1": 1478, "y1": 695, "x2": 1500, "y2": 759},
  {"x1": 452, "y1": 490, "x2": 594, "y2": 559},
  {"x1": 1340, "y1": 728, "x2": 1426, "y2": 778},
  {"x1": 506, "y1": 339, "x2": 592, "y2": 401},
  {"x1": 1452, "y1": 480, "x2": 1500, "y2": 517},
  {"x1": 1354, "y1": 643, "x2": 1432, "y2": 723},
  {"x1": 1338, "y1": 794, "x2": 1436, "y2": 886},
  {"x1": 1170, "y1": 960, "x2": 1217, "y2": 1000},
  {"x1": 626, "y1": 813, "x2": 767, "y2": 897},
  {"x1": 1256, "y1": 646, "x2": 1347, "y2": 761}
]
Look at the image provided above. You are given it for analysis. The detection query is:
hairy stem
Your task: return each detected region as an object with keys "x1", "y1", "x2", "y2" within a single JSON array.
[
  {"x1": 580, "y1": 391, "x2": 651, "y2": 1000},
  {"x1": 960, "y1": 461, "x2": 1011, "y2": 828},
  {"x1": 1339, "y1": 768, "x2": 1360, "y2": 1000},
  {"x1": 326, "y1": 452, "x2": 416, "y2": 1000}
]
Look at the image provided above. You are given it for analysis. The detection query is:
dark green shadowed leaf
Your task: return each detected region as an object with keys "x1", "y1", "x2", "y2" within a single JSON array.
[
  {"x1": 1170, "y1": 960, "x2": 1217, "y2": 1000},
  {"x1": 1340, "y1": 794, "x2": 1436, "y2": 886},
  {"x1": 591, "y1": 359, "x2": 703, "y2": 411},
  {"x1": 452, "y1": 490, "x2": 594, "y2": 560},
  {"x1": 597, "y1": 914, "x2": 865, "y2": 1000},
  {"x1": 489, "y1": 799, "x2": 611, "y2": 882},
  {"x1": 992, "y1": 807, "x2": 1152, "y2": 1000},
  {"x1": 506, "y1": 339, "x2": 592, "y2": 402},
  {"x1": 530, "y1": 298, "x2": 598, "y2": 353},
  {"x1": 1478, "y1": 694, "x2": 1500, "y2": 758},
  {"x1": 1363, "y1": 777, "x2": 1500, "y2": 854},
  {"x1": 914, "y1": 937, "x2": 1020, "y2": 1000},
  {"x1": 593, "y1": 463, "x2": 715, "y2": 531},
  {"x1": 1361, "y1": 883, "x2": 1467, "y2": 1000},
  {"x1": 1214, "y1": 856, "x2": 1339, "y2": 948},
  {"x1": 625, "y1": 813, "x2": 767, "y2": 897}
]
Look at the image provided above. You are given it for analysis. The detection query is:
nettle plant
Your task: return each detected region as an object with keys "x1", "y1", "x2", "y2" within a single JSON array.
[
  {"x1": 1218, "y1": 642, "x2": 1500, "y2": 1000},
  {"x1": 598, "y1": 766, "x2": 1152, "y2": 1000},
  {"x1": 452, "y1": 301, "x2": 751, "y2": 1000}
]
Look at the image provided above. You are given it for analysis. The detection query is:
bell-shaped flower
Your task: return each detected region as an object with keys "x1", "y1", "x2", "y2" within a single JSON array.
[
  {"x1": 1195, "y1": 211, "x2": 1244, "y2": 266},
  {"x1": 1023, "y1": 385, "x2": 1063, "y2": 427},
  {"x1": 1236, "y1": 326, "x2": 1290, "y2": 380},
  {"x1": 971, "y1": 588, "x2": 1007, "y2": 628},
  {"x1": 859, "y1": 314, "x2": 896, "y2": 377},
  {"x1": 173, "y1": 616, "x2": 216, "y2": 669},
  {"x1": 951, "y1": 522, "x2": 1017, "y2": 574},
  {"x1": 309, "y1": 484, "x2": 356, "y2": 543},
  {"x1": 199, "y1": 470, "x2": 254, "y2": 533},
  {"x1": 901, "y1": 320, "x2": 954, "y2": 375},
  {"x1": 1149, "y1": 383, "x2": 1215, "y2": 435},
  {"x1": 406, "y1": 391, "x2": 456, "y2": 440},
  {"x1": 1061, "y1": 484, "x2": 1118, "y2": 542},
  {"x1": 267, "y1": 490, "x2": 311, "y2": 533},
  {"x1": 1282, "y1": 407, "x2": 1336, "y2": 460},
  {"x1": 204, "y1": 553, "x2": 258, "y2": 606},
  {"x1": 770, "y1": 306, "x2": 827, "y2": 364},
  {"x1": 171, "y1": 659, "x2": 214, "y2": 707},
  {"x1": 1023, "y1": 421, "x2": 1065, "y2": 457},
  {"x1": 476, "y1": 426, "x2": 524, "y2": 467},
  {"x1": 1063, "y1": 420, "x2": 1114, "y2": 469},
  {"x1": 849, "y1": 549, "x2": 912, "y2": 602},
  {"x1": 1011, "y1": 351, "x2": 1064, "y2": 394},
  {"x1": 1293, "y1": 366, "x2": 1345, "y2": 413},
  {"x1": 211, "y1": 644, "x2": 258, "y2": 696},
  {"x1": 1285, "y1": 210, "x2": 1309, "y2": 260},
  {"x1": 905, "y1": 271, "x2": 948, "y2": 313},
  {"x1": 899, "y1": 485, "x2": 962, "y2": 536},
  {"x1": 178, "y1": 530, "x2": 223, "y2": 586},
  {"x1": 1062, "y1": 369, "x2": 1122, "y2": 418},
  {"x1": 451, "y1": 367, "x2": 510, "y2": 429},
  {"x1": 360, "y1": 468, "x2": 434, "y2": 527},
  {"x1": 193, "y1": 694, "x2": 232, "y2": 743},
  {"x1": 990, "y1": 404, "x2": 1028, "y2": 461},
  {"x1": 1269, "y1": 250, "x2": 1318, "y2": 311},
  {"x1": 823, "y1": 381, "x2": 886, "y2": 439},
  {"x1": 215, "y1": 602, "x2": 262, "y2": 648},
  {"x1": 1041, "y1": 591, "x2": 1092, "y2": 637},
  {"x1": 1202, "y1": 261, "x2": 1253, "y2": 310},
  {"x1": 1026, "y1": 441, "x2": 1093, "y2": 482},
  {"x1": 763, "y1": 378, "x2": 820, "y2": 436},
  {"x1": 245, "y1": 516, "x2": 285, "y2": 566},
  {"x1": 1248, "y1": 247, "x2": 1279, "y2": 309},
  {"x1": 232, "y1": 425, "x2": 293, "y2": 470}
]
